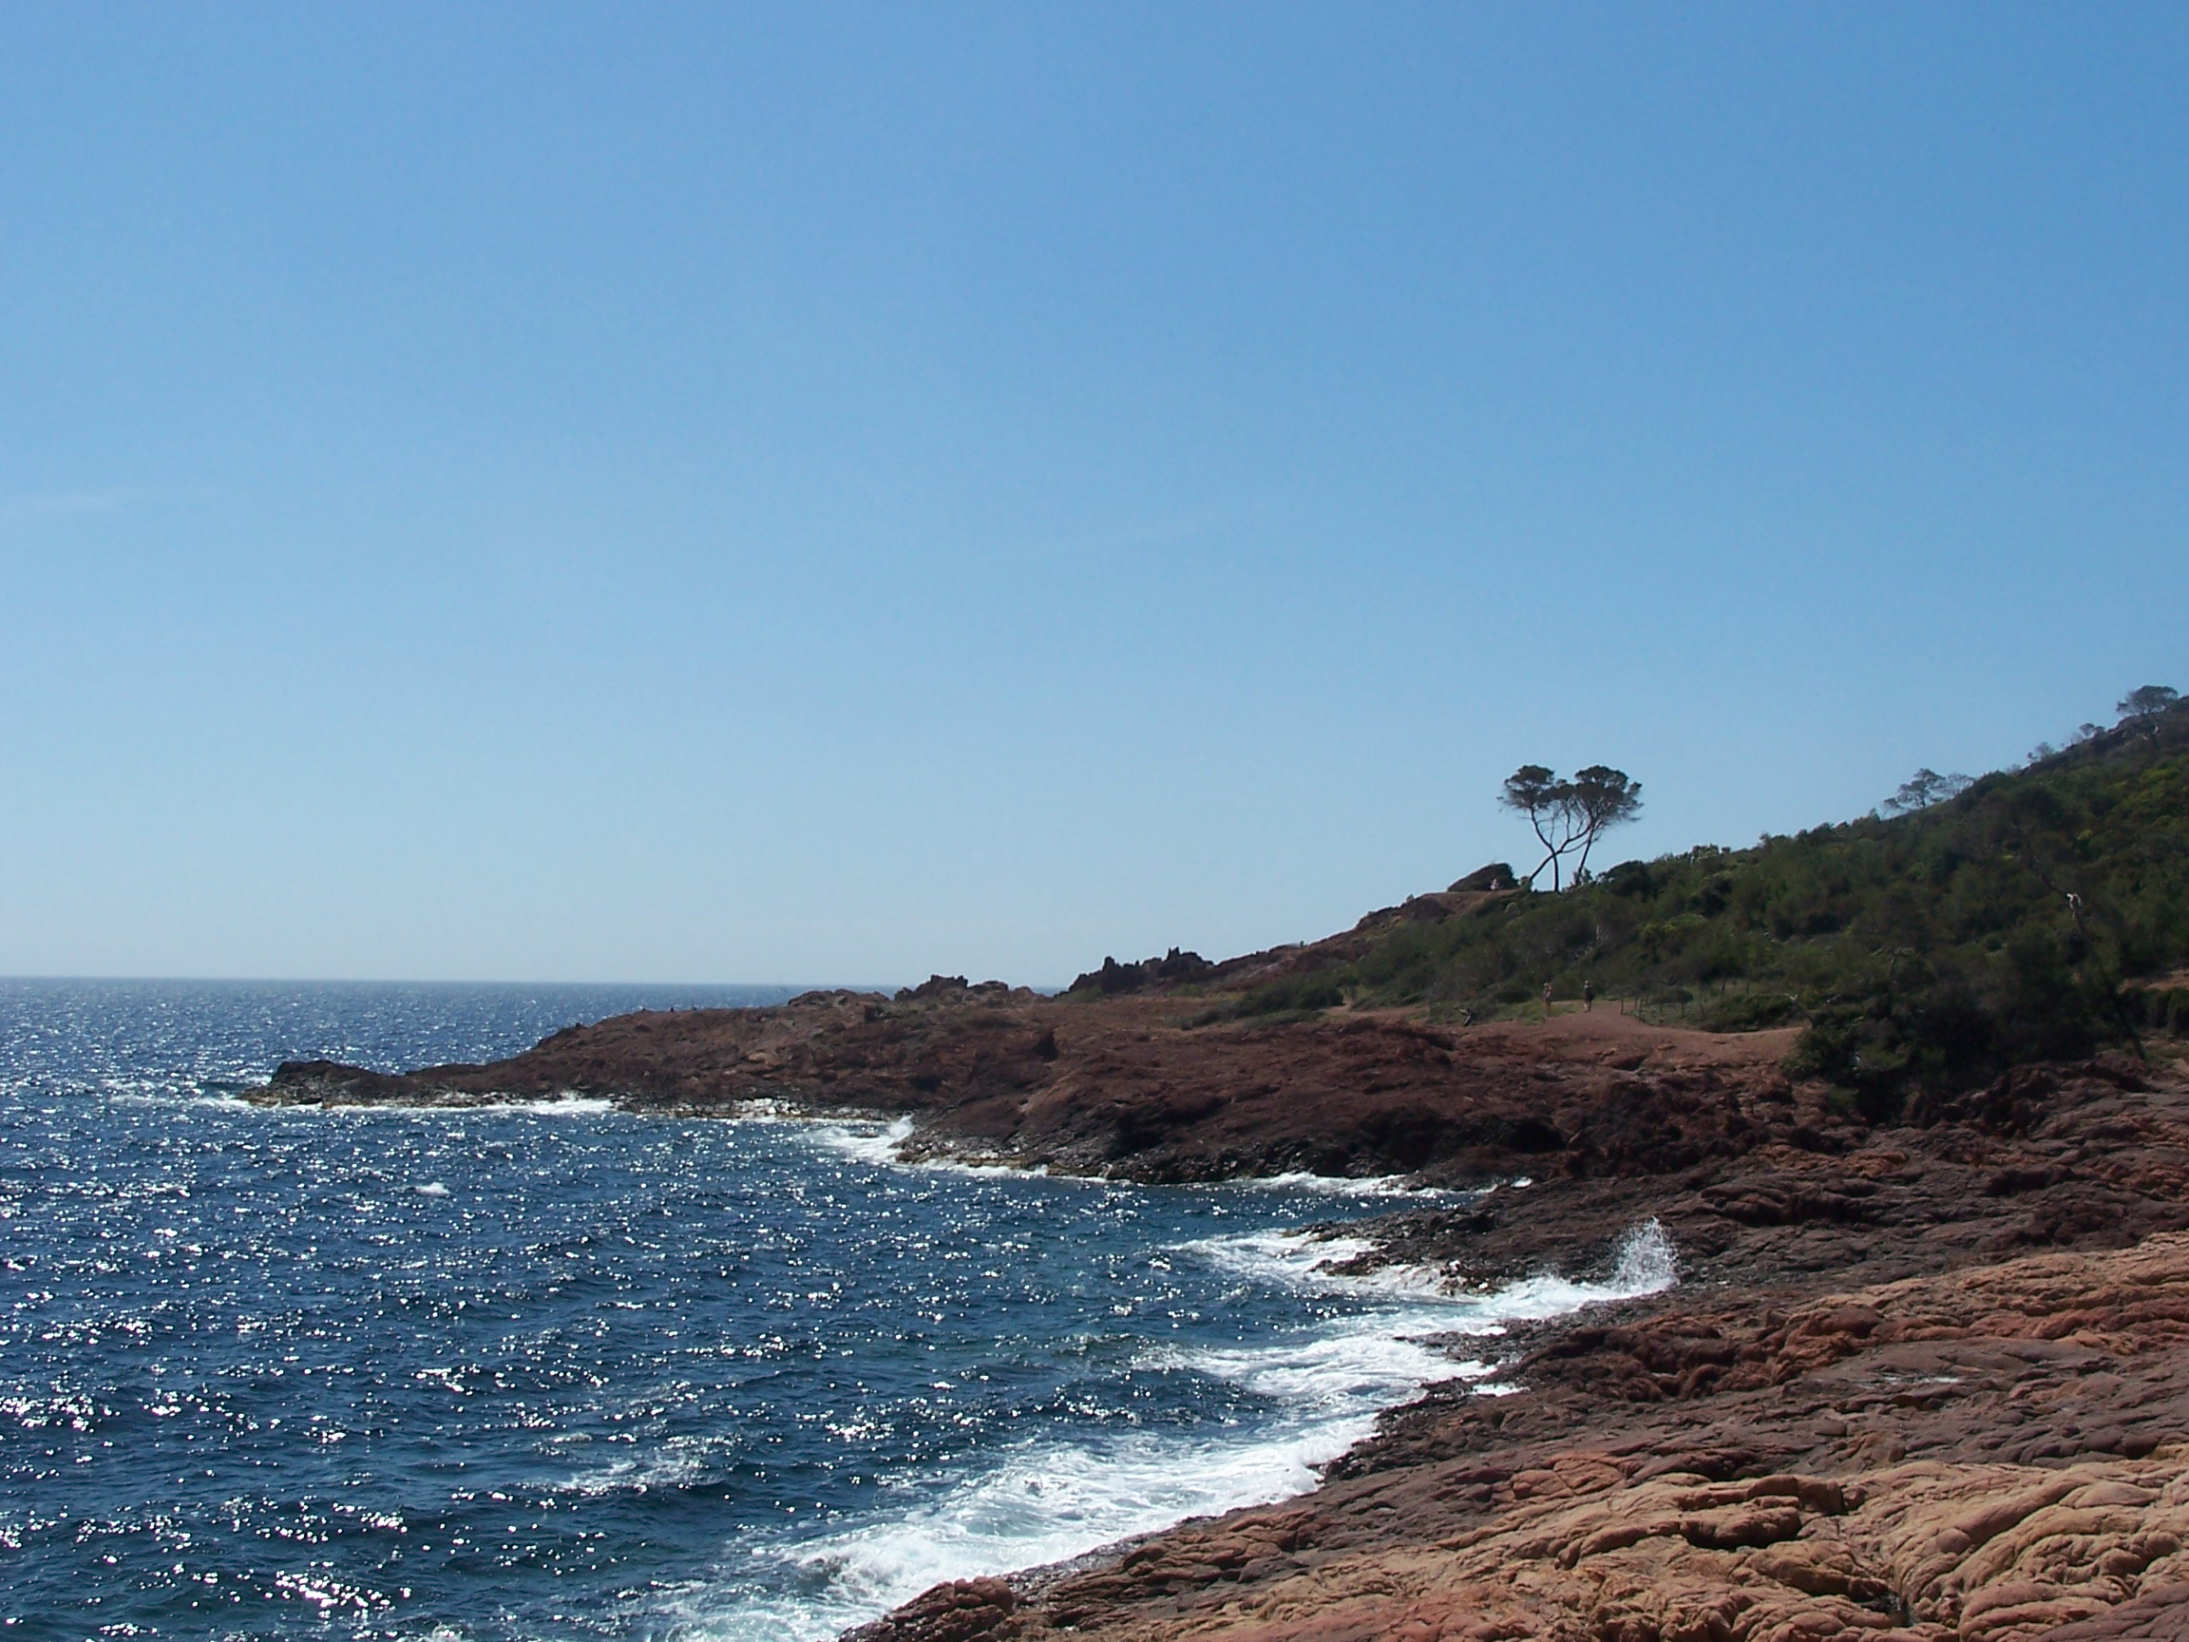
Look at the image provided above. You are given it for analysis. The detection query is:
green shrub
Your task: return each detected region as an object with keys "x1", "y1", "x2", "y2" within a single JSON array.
[
  {"x1": 1695, "y1": 990, "x2": 1803, "y2": 1032},
  {"x1": 1274, "y1": 730, "x2": 2188, "y2": 1109}
]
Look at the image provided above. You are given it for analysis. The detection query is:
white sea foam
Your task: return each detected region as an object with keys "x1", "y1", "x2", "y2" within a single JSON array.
[
  {"x1": 332, "y1": 1093, "x2": 619, "y2": 1118},
  {"x1": 680, "y1": 1420, "x2": 1394, "y2": 1642},
  {"x1": 919, "y1": 1153, "x2": 1051, "y2": 1178},
  {"x1": 412, "y1": 1181, "x2": 451, "y2": 1197},
  {"x1": 804, "y1": 1114, "x2": 918, "y2": 1166},
  {"x1": 106, "y1": 1085, "x2": 253, "y2": 1111},
  {"x1": 1177, "y1": 1218, "x2": 1678, "y2": 1320},
  {"x1": 726, "y1": 1098, "x2": 815, "y2": 1121},
  {"x1": 470, "y1": 1093, "x2": 617, "y2": 1117},
  {"x1": 1233, "y1": 1170, "x2": 1456, "y2": 1199},
  {"x1": 1465, "y1": 1218, "x2": 1679, "y2": 1326},
  {"x1": 795, "y1": 1116, "x2": 1053, "y2": 1179},
  {"x1": 555, "y1": 1436, "x2": 724, "y2": 1499},
  {"x1": 1177, "y1": 1226, "x2": 1374, "y2": 1278},
  {"x1": 677, "y1": 1220, "x2": 1678, "y2": 1641},
  {"x1": 1174, "y1": 1225, "x2": 1472, "y2": 1301},
  {"x1": 1171, "y1": 1325, "x2": 1494, "y2": 1408}
]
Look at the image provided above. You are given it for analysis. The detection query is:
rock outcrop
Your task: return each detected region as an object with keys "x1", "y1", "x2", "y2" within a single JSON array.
[
  {"x1": 254, "y1": 995, "x2": 1804, "y2": 1185},
  {"x1": 857, "y1": 1230, "x2": 2189, "y2": 1642},
  {"x1": 247, "y1": 951, "x2": 2189, "y2": 1642},
  {"x1": 1068, "y1": 948, "x2": 1216, "y2": 996}
]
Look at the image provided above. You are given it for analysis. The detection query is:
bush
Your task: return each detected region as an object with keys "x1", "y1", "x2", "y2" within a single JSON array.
[
  {"x1": 1235, "y1": 975, "x2": 1345, "y2": 1017},
  {"x1": 1194, "y1": 719, "x2": 2186, "y2": 1109},
  {"x1": 2128, "y1": 986, "x2": 2189, "y2": 1033},
  {"x1": 1695, "y1": 990, "x2": 1803, "y2": 1032},
  {"x1": 1415, "y1": 741, "x2": 2181, "y2": 1098}
]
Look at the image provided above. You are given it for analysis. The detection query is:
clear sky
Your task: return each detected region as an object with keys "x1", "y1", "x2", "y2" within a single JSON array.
[{"x1": 5, "y1": 3, "x2": 2184, "y2": 986}]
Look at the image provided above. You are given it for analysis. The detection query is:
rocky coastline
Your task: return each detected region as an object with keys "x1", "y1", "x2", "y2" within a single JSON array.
[{"x1": 249, "y1": 966, "x2": 2189, "y2": 1640}]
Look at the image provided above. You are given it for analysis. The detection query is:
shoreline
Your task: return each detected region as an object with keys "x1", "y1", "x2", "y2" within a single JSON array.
[
  {"x1": 244, "y1": 1058, "x2": 1711, "y2": 1629},
  {"x1": 243, "y1": 990, "x2": 2189, "y2": 1639},
  {"x1": 869, "y1": 1231, "x2": 2189, "y2": 1642}
]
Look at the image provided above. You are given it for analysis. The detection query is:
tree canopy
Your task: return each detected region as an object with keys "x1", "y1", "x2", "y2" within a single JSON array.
[
  {"x1": 1500, "y1": 764, "x2": 1642, "y2": 891},
  {"x1": 2119, "y1": 684, "x2": 2180, "y2": 745},
  {"x1": 1568, "y1": 766, "x2": 1644, "y2": 883},
  {"x1": 1221, "y1": 684, "x2": 2189, "y2": 1115},
  {"x1": 1882, "y1": 768, "x2": 1973, "y2": 815}
]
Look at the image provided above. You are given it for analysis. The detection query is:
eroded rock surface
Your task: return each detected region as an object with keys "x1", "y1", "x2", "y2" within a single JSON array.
[
  {"x1": 246, "y1": 972, "x2": 2189, "y2": 1641},
  {"x1": 856, "y1": 1234, "x2": 2189, "y2": 1642},
  {"x1": 251, "y1": 991, "x2": 1804, "y2": 1187}
]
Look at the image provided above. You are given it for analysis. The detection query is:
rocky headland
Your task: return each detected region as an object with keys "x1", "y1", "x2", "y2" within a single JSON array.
[
  {"x1": 246, "y1": 709, "x2": 2189, "y2": 1635},
  {"x1": 244, "y1": 818, "x2": 2189, "y2": 1642},
  {"x1": 249, "y1": 899, "x2": 2189, "y2": 1640}
]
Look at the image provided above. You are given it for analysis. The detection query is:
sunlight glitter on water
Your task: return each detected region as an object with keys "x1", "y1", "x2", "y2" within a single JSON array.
[{"x1": 0, "y1": 981, "x2": 1670, "y2": 1642}]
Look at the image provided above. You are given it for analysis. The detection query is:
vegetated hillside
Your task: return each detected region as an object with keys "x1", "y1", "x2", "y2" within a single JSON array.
[{"x1": 1227, "y1": 696, "x2": 2189, "y2": 1112}]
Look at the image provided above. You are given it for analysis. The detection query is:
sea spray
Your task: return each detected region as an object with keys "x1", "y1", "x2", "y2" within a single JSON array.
[{"x1": 686, "y1": 1219, "x2": 1680, "y2": 1639}]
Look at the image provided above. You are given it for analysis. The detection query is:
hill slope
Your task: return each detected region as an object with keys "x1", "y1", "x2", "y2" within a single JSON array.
[{"x1": 1203, "y1": 697, "x2": 2189, "y2": 1113}]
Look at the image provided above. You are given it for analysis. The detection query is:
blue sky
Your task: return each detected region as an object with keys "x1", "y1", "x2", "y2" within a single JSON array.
[{"x1": 5, "y1": 3, "x2": 2184, "y2": 984}]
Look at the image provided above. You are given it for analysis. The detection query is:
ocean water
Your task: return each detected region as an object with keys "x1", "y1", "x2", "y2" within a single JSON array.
[{"x1": 0, "y1": 980, "x2": 1675, "y2": 1641}]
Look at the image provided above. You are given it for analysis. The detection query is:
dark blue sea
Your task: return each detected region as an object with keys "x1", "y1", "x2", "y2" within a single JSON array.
[{"x1": 0, "y1": 980, "x2": 1673, "y2": 1641}]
